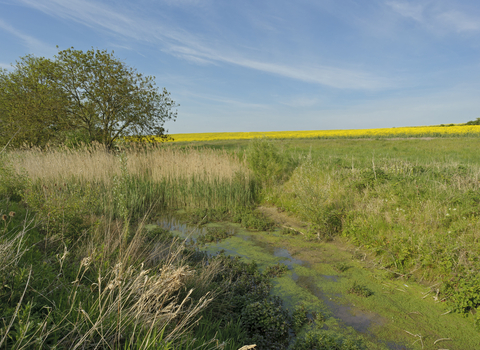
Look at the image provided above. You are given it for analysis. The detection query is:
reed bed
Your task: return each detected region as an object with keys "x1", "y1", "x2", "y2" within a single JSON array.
[
  {"x1": 7, "y1": 144, "x2": 259, "y2": 220},
  {"x1": 9, "y1": 143, "x2": 246, "y2": 185},
  {"x1": 1, "y1": 143, "x2": 257, "y2": 349}
]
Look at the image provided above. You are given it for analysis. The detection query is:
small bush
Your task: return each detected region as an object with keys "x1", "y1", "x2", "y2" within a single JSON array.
[
  {"x1": 246, "y1": 138, "x2": 297, "y2": 186},
  {"x1": 264, "y1": 263, "x2": 288, "y2": 278},
  {"x1": 292, "y1": 304, "x2": 308, "y2": 334},
  {"x1": 232, "y1": 208, "x2": 276, "y2": 231},
  {"x1": 198, "y1": 227, "x2": 233, "y2": 244},
  {"x1": 352, "y1": 168, "x2": 390, "y2": 191},
  {"x1": 292, "y1": 329, "x2": 366, "y2": 350},
  {"x1": 334, "y1": 262, "x2": 351, "y2": 273},
  {"x1": 0, "y1": 156, "x2": 27, "y2": 202},
  {"x1": 241, "y1": 297, "x2": 291, "y2": 349},
  {"x1": 441, "y1": 273, "x2": 480, "y2": 314},
  {"x1": 348, "y1": 281, "x2": 373, "y2": 297}
]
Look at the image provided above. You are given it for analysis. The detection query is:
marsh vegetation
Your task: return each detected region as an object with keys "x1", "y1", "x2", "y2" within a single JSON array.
[{"x1": 2, "y1": 137, "x2": 480, "y2": 349}]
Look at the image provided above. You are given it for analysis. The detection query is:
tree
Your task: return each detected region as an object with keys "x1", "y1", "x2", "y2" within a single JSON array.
[
  {"x1": 0, "y1": 55, "x2": 70, "y2": 148},
  {"x1": 465, "y1": 118, "x2": 480, "y2": 125},
  {"x1": 0, "y1": 47, "x2": 177, "y2": 149}
]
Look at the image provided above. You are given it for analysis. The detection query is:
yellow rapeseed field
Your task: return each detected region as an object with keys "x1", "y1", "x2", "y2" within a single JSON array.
[{"x1": 164, "y1": 125, "x2": 480, "y2": 142}]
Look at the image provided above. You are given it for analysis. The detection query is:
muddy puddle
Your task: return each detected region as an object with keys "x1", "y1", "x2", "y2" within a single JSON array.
[{"x1": 150, "y1": 216, "x2": 480, "y2": 350}]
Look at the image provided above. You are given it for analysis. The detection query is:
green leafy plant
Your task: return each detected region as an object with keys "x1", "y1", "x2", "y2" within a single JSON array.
[
  {"x1": 292, "y1": 304, "x2": 308, "y2": 334},
  {"x1": 232, "y1": 208, "x2": 276, "y2": 231},
  {"x1": 441, "y1": 273, "x2": 480, "y2": 314},
  {"x1": 334, "y1": 262, "x2": 351, "y2": 273},
  {"x1": 292, "y1": 329, "x2": 365, "y2": 350},
  {"x1": 241, "y1": 297, "x2": 291, "y2": 349},
  {"x1": 264, "y1": 263, "x2": 289, "y2": 278},
  {"x1": 348, "y1": 281, "x2": 373, "y2": 297},
  {"x1": 198, "y1": 227, "x2": 233, "y2": 244},
  {"x1": 23, "y1": 181, "x2": 98, "y2": 242},
  {"x1": 246, "y1": 138, "x2": 297, "y2": 186}
]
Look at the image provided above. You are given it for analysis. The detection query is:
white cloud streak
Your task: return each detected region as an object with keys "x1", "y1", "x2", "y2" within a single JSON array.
[
  {"x1": 17, "y1": 0, "x2": 391, "y2": 90},
  {"x1": 0, "y1": 62, "x2": 12, "y2": 70},
  {"x1": 386, "y1": 1, "x2": 480, "y2": 33},
  {"x1": 0, "y1": 18, "x2": 54, "y2": 56},
  {"x1": 162, "y1": 0, "x2": 210, "y2": 7},
  {"x1": 437, "y1": 11, "x2": 480, "y2": 32},
  {"x1": 385, "y1": 1, "x2": 424, "y2": 22}
]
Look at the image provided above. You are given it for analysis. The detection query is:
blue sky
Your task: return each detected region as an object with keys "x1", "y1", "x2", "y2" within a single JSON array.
[{"x1": 1, "y1": 0, "x2": 480, "y2": 133}]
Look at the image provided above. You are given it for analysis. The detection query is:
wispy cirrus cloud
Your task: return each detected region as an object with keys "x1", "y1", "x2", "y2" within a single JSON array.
[
  {"x1": 162, "y1": 0, "x2": 211, "y2": 7},
  {"x1": 165, "y1": 43, "x2": 391, "y2": 89},
  {"x1": 385, "y1": 1, "x2": 424, "y2": 22},
  {"x1": 386, "y1": 1, "x2": 480, "y2": 33},
  {"x1": 17, "y1": 0, "x2": 391, "y2": 90},
  {"x1": 0, "y1": 62, "x2": 12, "y2": 70},
  {"x1": 437, "y1": 10, "x2": 480, "y2": 33},
  {"x1": 0, "y1": 18, "x2": 54, "y2": 56}
]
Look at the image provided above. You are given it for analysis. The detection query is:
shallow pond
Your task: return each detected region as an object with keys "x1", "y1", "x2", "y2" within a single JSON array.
[{"x1": 149, "y1": 216, "x2": 480, "y2": 350}]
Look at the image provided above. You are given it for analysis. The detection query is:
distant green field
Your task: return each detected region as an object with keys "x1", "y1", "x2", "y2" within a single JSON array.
[{"x1": 172, "y1": 136, "x2": 480, "y2": 165}]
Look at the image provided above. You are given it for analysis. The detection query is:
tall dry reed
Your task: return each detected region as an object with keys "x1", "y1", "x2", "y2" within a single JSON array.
[{"x1": 8, "y1": 144, "x2": 247, "y2": 185}]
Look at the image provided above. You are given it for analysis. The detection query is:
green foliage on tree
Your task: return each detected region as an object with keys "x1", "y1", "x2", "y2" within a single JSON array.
[
  {"x1": 0, "y1": 47, "x2": 177, "y2": 149},
  {"x1": 0, "y1": 55, "x2": 68, "y2": 147},
  {"x1": 465, "y1": 117, "x2": 480, "y2": 125}
]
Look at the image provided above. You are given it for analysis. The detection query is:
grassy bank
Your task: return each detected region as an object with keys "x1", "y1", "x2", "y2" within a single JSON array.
[
  {"x1": 3, "y1": 136, "x2": 480, "y2": 348},
  {"x1": 0, "y1": 144, "x2": 267, "y2": 349},
  {"x1": 242, "y1": 137, "x2": 480, "y2": 325}
]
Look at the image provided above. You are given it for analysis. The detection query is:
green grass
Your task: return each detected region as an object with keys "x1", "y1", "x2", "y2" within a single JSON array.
[
  {"x1": 0, "y1": 147, "x2": 264, "y2": 349},
  {"x1": 4, "y1": 137, "x2": 480, "y2": 349},
  {"x1": 174, "y1": 137, "x2": 480, "y2": 321}
]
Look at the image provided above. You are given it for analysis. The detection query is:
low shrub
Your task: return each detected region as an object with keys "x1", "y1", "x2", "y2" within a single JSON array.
[
  {"x1": 441, "y1": 273, "x2": 480, "y2": 314},
  {"x1": 232, "y1": 208, "x2": 276, "y2": 231},
  {"x1": 292, "y1": 304, "x2": 308, "y2": 334},
  {"x1": 347, "y1": 281, "x2": 373, "y2": 298},
  {"x1": 292, "y1": 329, "x2": 366, "y2": 350},
  {"x1": 246, "y1": 138, "x2": 298, "y2": 186},
  {"x1": 264, "y1": 263, "x2": 289, "y2": 278},
  {"x1": 241, "y1": 297, "x2": 291, "y2": 349},
  {"x1": 198, "y1": 226, "x2": 233, "y2": 244}
]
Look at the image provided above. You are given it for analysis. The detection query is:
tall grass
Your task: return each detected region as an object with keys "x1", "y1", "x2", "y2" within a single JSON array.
[
  {"x1": 0, "y1": 211, "x2": 222, "y2": 349},
  {"x1": 7, "y1": 144, "x2": 259, "y2": 222},
  {"x1": 265, "y1": 149, "x2": 480, "y2": 318},
  {"x1": 9, "y1": 143, "x2": 246, "y2": 184},
  {"x1": 0, "y1": 144, "x2": 262, "y2": 349}
]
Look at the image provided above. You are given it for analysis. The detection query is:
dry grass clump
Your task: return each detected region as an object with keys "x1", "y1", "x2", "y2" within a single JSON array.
[
  {"x1": 0, "y1": 212, "x2": 218, "y2": 349},
  {"x1": 0, "y1": 213, "x2": 32, "y2": 274},
  {"x1": 8, "y1": 143, "x2": 247, "y2": 185},
  {"x1": 64, "y1": 238, "x2": 212, "y2": 349}
]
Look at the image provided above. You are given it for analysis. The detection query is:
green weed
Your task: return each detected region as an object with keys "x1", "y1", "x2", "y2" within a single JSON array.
[
  {"x1": 264, "y1": 263, "x2": 289, "y2": 278},
  {"x1": 246, "y1": 137, "x2": 298, "y2": 186},
  {"x1": 292, "y1": 304, "x2": 309, "y2": 334},
  {"x1": 292, "y1": 329, "x2": 366, "y2": 350},
  {"x1": 348, "y1": 281, "x2": 373, "y2": 297},
  {"x1": 198, "y1": 226, "x2": 233, "y2": 244}
]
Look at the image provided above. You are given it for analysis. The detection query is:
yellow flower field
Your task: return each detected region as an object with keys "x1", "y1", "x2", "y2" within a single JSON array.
[{"x1": 163, "y1": 125, "x2": 480, "y2": 142}]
